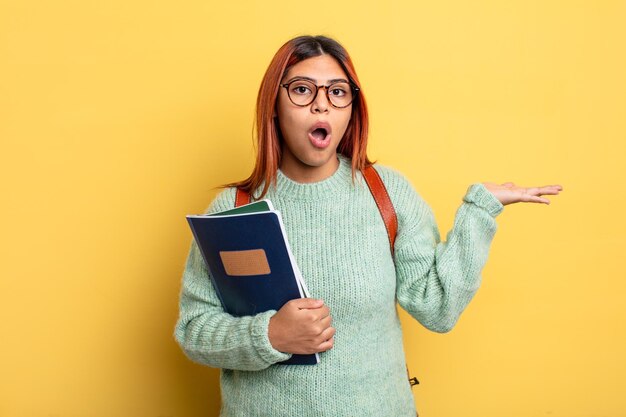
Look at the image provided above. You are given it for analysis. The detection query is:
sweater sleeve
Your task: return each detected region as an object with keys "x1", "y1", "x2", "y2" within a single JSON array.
[
  {"x1": 173, "y1": 188, "x2": 292, "y2": 370},
  {"x1": 391, "y1": 178, "x2": 504, "y2": 333}
]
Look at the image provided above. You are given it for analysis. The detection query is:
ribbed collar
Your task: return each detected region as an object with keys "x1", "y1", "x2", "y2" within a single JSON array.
[{"x1": 270, "y1": 154, "x2": 354, "y2": 201}]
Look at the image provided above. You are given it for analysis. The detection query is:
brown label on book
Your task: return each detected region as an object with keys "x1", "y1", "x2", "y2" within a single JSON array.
[{"x1": 219, "y1": 249, "x2": 271, "y2": 276}]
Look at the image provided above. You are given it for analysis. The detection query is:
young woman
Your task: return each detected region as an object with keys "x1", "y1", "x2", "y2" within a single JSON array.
[{"x1": 174, "y1": 35, "x2": 563, "y2": 417}]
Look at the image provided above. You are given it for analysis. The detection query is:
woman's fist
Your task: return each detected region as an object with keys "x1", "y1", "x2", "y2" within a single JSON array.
[{"x1": 268, "y1": 298, "x2": 335, "y2": 355}]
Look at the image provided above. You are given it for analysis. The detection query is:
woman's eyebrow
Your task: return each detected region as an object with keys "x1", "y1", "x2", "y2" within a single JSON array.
[{"x1": 285, "y1": 75, "x2": 349, "y2": 84}]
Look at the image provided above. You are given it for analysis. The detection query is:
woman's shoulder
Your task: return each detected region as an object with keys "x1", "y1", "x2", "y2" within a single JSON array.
[
  {"x1": 201, "y1": 186, "x2": 238, "y2": 215},
  {"x1": 369, "y1": 161, "x2": 427, "y2": 205},
  {"x1": 367, "y1": 161, "x2": 435, "y2": 230}
]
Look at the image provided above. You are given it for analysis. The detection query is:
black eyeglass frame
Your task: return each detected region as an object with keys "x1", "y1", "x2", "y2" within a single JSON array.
[{"x1": 280, "y1": 78, "x2": 360, "y2": 109}]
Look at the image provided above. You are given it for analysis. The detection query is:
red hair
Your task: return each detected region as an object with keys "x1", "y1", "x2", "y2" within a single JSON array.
[{"x1": 226, "y1": 35, "x2": 372, "y2": 199}]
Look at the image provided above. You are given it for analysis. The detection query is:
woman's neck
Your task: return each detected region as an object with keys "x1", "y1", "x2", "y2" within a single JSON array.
[{"x1": 279, "y1": 154, "x2": 340, "y2": 184}]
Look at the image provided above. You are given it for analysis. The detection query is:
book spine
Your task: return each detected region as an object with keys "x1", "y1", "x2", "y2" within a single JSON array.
[{"x1": 186, "y1": 217, "x2": 230, "y2": 313}]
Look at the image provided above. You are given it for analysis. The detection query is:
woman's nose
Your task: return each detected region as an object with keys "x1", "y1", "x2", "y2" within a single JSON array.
[{"x1": 311, "y1": 86, "x2": 330, "y2": 113}]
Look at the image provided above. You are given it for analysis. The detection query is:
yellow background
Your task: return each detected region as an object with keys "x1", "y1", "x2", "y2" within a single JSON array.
[{"x1": 1, "y1": 0, "x2": 625, "y2": 416}]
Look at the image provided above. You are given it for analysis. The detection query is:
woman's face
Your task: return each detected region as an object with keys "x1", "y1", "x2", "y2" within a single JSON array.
[{"x1": 276, "y1": 54, "x2": 353, "y2": 183}]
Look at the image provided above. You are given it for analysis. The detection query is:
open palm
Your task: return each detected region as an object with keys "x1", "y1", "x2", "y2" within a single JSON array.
[{"x1": 482, "y1": 182, "x2": 563, "y2": 206}]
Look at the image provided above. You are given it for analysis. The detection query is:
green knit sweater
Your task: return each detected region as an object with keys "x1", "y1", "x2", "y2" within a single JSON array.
[{"x1": 174, "y1": 154, "x2": 503, "y2": 417}]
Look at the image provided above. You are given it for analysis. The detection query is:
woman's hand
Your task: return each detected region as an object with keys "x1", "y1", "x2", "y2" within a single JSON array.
[
  {"x1": 268, "y1": 298, "x2": 335, "y2": 355},
  {"x1": 482, "y1": 182, "x2": 563, "y2": 206}
]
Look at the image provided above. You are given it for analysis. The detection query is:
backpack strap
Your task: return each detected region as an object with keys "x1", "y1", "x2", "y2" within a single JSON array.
[
  {"x1": 361, "y1": 165, "x2": 398, "y2": 257},
  {"x1": 235, "y1": 165, "x2": 397, "y2": 256},
  {"x1": 235, "y1": 188, "x2": 251, "y2": 207}
]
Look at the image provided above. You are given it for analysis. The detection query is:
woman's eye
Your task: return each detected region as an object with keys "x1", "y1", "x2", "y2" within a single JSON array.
[
  {"x1": 329, "y1": 87, "x2": 346, "y2": 96},
  {"x1": 292, "y1": 85, "x2": 312, "y2": 95}
]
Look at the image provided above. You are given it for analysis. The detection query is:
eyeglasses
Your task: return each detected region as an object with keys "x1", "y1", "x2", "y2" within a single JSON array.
[{"x1": 280, "y1": 78, "x2": 359, "y2": 109}]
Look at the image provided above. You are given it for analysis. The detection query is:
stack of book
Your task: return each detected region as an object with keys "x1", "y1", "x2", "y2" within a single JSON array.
[{"x1": 186, "y1": 200, "x2": 318, "y2": 365}]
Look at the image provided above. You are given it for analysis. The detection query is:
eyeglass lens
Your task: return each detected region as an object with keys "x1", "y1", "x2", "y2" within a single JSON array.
[{"x1": 287, "y1": 80, "x2": 354, "y2": 108}]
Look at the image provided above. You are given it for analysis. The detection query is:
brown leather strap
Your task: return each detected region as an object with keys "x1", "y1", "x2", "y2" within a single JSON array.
[
  {"x1": 235, "y1": 188, "x2": 251, "y2": 207},
  {"x1": 234, "y1": 164, "x2": 398, "y2": 255},
  {"x1": 362, "y1": 165, "x2": 398, "y2": 257}
]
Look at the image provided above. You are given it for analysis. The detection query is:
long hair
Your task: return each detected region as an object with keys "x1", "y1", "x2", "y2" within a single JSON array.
[{"x1": 225, "y1": 35, "x2": 372, "y2": 199}]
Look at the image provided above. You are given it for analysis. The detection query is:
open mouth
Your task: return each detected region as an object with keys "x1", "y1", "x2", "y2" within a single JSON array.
[
  {"x1": 308, "y1": 126, "x2": 332, "y2": 149},
  {"x1": 310, "y1": 127, "x2": 328, "y2": 141}
]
